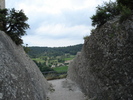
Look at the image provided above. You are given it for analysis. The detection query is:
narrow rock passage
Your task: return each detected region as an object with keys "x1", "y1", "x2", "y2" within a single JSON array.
[{"x1": 47, "y1": 79, "x2": 88, "y2": 100}]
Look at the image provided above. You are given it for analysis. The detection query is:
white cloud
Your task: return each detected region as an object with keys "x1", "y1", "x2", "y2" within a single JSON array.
[
  {"x1": 6, "y1": 0, "x2": 116, "y2": 47},
  {"x1": 22, "y1": 23, "x2": 91, "y2": 47},
  {"x1": 8, "y1": 0, "x2": 116, "y2": 15},
  {"x1": 36, "y1": 24, "x2": 90, "y2": 36},
  {"x1": 22, "y1": 34, "x2": 84, "y2": 47}
]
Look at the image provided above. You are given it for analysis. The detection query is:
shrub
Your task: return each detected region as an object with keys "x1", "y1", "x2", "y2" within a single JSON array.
[
  {"x1": 91, "y1": 0, "x2": 133, "y2": 27},
  {"x1": 84, "y1": 35, "x2": 89, "y2": 40},
  {"x1": 117, "y1": 0, "x2": 133, "y2": 10},
  {"x1": 91, "y1": 1, "x2": 120, "y2": 27},
  {"x1": 0, "y1": 9, "x2": 7, "y2": 31},
  {"x1": 119, "y1": 6, "x2": 132, "y2": 23}
]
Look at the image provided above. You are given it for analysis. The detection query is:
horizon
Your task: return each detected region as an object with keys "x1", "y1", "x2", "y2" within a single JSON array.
[
  {"x1": 6, "y1": 0, "x2": 116, "y2": 47},
  {"x1": 25, "y1": 43, "x2": 83, "y2": 48}
]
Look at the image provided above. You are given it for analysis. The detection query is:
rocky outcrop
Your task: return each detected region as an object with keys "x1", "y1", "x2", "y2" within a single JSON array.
[
  {"x1": 0, "y1": 31, "x2": 49, "y2": 100},
  {"x1": 67, "y1": 15, "x2": 133, "y2": 100}
]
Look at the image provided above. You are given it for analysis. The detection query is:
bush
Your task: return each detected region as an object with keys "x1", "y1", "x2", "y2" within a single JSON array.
[
  {"x1": 0, "y1": 9, "x2": 7, "y2": 31},
  {"x1": 91, "y1": 1, "x2": 120, "y2": 27},
  {"x1": 119, "y1": 6, "x2": 132, "y2": 23},
  {"x1": 23, "y1": 44, "x2": 30, "y2": 53},
  {"x1": 84, "y1": 35, "x2": 89, "y2": 40},
  {"x1": 91, "y1": 0, "x2": 133, "y2": 28},
  {"x1": 117, "y1": 0, "x2": 133, "y2": 10}
]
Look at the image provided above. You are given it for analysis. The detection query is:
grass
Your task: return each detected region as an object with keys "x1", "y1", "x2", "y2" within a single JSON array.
[
  {"x1": 53, "y1": 66, "x2": 68, "y2": 73},
  {"x1": 32, "y1": 58, "x2": 44, "y2": 63},
  {"x1": 64, "y1": 57, "x2": 73, "y2": 61},
  {"x1": 64, "y1": 55, "x2": 75, "y2": 61}
]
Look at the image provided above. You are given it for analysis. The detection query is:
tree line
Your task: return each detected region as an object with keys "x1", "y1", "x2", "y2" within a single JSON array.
[{"x1": 28, "y1": 44, "x2": 83, "y2": 58}]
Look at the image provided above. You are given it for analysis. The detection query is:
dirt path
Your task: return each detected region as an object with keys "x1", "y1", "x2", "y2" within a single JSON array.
[{"x1": 47, "y1": 79, "x2": 88, "y2": 100}]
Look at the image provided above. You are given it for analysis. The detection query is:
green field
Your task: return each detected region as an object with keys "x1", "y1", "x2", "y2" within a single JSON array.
[
  {"x1": 53, "y1": 66, "x2": 68, "y2": 73},
  {"x1": 64, "y1": 55, "x2": 75, "y2": 61},
  {"x1": 32, "y1": 58, "x2": 44, "y2": 63},
  {"x1": 64, "y1": 57, "x2": 73, "y2": 61}
]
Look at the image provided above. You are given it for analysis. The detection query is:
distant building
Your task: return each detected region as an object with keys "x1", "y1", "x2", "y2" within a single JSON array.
[
  {"x1": 0, "y1": 0, "x2": 5, "y2": 9},
  {"x1": 57, "y1": 63, "x2": 64, "y2": 67},
  {"x1": 51, "y1": 65, "x2": 56, "y2": 68},
  {"x1": 65, "y1": 60, "x2": 73, "y2": 64}
]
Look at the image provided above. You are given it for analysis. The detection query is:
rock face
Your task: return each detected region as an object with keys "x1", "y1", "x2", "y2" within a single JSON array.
[
  {"x1": 67, "y1": 16, "x2": 133, "y2": 100},
  {"x1": 0, "y1": 0, "x2": 5, "y2": 9},
  {"x1": 0, "y1": 31, "x2": 49, "y2": 100}
]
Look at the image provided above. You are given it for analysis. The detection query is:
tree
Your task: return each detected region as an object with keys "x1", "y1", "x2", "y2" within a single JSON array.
[
  {"x1": 0, "y1": 9, "x2": 7, "y2": 31},
  {"x1": 117, "y1": 0, "x2": 133, "y2": 10},
  {"x1": 23, "y1": 44, "x2": 30, "y2": 53},
  {"x1": 91, "y1": 1, "x2": 120, "y2": 27},
  {"x1": 116, "y1": 0, "x2": 133, "y2": 23},
  {"x1": 91, "y1": 0, "x2": 133, "y2": 27},
  {"x1": 0, "y1": 8, "x2": 29, "y2": 45}
]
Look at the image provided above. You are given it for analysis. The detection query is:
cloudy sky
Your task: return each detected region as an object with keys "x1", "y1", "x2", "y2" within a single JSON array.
[{"x1": 6, "y1": 0, "x2": 115, "y2": 47}]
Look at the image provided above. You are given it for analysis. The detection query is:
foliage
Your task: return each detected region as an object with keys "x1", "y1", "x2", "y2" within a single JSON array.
[
  {"x1": 119, "y1": 6, "x2": 132, "y2": 23},
  {"x1": 23, "y1": 44, "x2": 30, "y2": 53},
  {"x1": 0, "y1": 9, "x2": 7, "y2": 31},
  {"x1": 28, "y1": 44, "x2": 83, "y2": 58},
  {"x1": 58, "y1": 58, "x2": 65, "y2": 63},
  {"x1": 53, "y1": 66, "x2": 68, "y2": 73},
  {"x1": 91, "y1": 0, "x2": 133, "y2": 27},
  {"x1": 0, "y1": 8, "x2": 29, "y2": 45},
  {"x1": 33, "y1": 60, "x2": 68, "y2": 80},
  {"x1": 84, "y1": 35, "x2": 89, "y2": 40},
  {"x1": 30, "y1": 45, "x2": 79, "y2": 80},
  {"x1": 117, "y1": 0, "x2": 133, "y2": 10},
  {"x1": 33, "y1": 60, "x2": 54, "y2": 72},
  {"x1": 29, "y1": 45, "x2": 80, "y2": 73},
  {"x1": 91, "y1": 1, "x2": 120, "y2": 27}
]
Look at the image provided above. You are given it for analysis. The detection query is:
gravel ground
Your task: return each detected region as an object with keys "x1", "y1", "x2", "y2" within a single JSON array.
[{"x1": 47, "y1": 79, "x2": 88, "y2": 100}]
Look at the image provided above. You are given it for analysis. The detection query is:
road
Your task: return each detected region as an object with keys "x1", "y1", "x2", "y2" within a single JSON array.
[{"x1": 47, "y1": 79, "x2": 88, "y2": 100}]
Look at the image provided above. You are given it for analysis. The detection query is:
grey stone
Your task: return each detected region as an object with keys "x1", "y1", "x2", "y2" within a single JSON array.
[
  {"x1": 0, "y1": 93, "x2": 3, "y2": 99},
  {"x1": 67, "y1": 15, "x2": 133, "y2": 100},
  {"x1": 0, "y1": 31, "x2": 49, "y2": 100}
]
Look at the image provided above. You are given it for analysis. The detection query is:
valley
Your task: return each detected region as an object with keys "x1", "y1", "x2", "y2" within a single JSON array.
[{"x1": 26, "y1": 44, "x2": 83, "y2": 80}]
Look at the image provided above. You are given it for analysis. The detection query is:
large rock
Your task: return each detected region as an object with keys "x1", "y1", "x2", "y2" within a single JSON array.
[
  {"x1": 67, "y1": 15, "x2": 133, "y2": 100},
  {"x1": 0, "y1": 31, "x2": 49, "y2": 100}
]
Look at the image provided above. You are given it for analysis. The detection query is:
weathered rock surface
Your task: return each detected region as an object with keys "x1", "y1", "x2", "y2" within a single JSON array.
[
  {"x1": 67, "y1": 15, "x2": 133, "y2": 100},
  {"x1": 0, "y1": 31, "x2": 49, "y2": 100}
]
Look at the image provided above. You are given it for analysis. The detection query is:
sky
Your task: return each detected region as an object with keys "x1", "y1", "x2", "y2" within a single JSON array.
[{"x1": 6, "y1": 0, "x2": 116, "y2": 47}]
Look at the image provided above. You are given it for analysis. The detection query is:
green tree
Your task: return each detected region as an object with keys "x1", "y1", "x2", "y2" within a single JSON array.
[
  {"x1": 91, "y1": 1, "x2": 120, "y2": 27},
  {"x1": 33, "y1": 60, "x2": 54, "y2": 72},
  {"x1": 23, "y1": 44, "x2": 30, "y2": 53},
  {"x1": 91, "y1": 0, "x2": 133, "y2": 27},
  {"x1": 119, "y1": 6, "x2": 132, "y2": 23},
  {"x1": 116, "y1": 0, "x2": 132, "y2": 23},
  {"x1": 0, "y1": 8, "x2": 29, "y2": 45},
  {"x1": 117, "y1": 0, "x2": 133, "y2": 10},
  {"x1": 0, "y1": 9, "x2": 7, "y2": 31}
]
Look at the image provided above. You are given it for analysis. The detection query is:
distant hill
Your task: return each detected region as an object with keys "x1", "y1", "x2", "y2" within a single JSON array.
[{"x1": 28, "y1": 44, "x2": 83, "y2": 58}]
